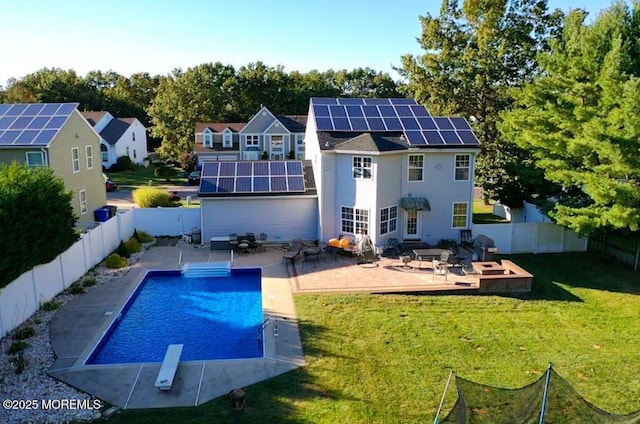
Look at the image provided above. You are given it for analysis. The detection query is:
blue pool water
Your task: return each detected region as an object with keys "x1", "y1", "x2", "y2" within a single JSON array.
[{"x1": 87, "y1": 268, "x2": 263, "y2": 364}]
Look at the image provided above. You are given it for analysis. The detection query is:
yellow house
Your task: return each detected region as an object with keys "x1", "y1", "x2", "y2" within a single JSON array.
[{"x1": 0, "y1": 103, "x2": 107, "y2": 225}]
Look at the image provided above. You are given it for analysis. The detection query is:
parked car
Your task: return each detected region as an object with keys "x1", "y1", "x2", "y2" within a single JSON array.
[
  {"x1": 105, "y1": 179, "x2": 118, "y2": 192},
  {"x1": 188, "y1": 171, "x2": 201, "y2": 185}
]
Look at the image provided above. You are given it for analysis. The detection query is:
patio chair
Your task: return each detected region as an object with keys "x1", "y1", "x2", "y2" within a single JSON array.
[
  {"x1": 356, "y1": 235, "x2": 378, "y2": 266},
  {"x1": 382, "y1": 237, "x2": 401, "y2": 257},
  {"x1": 282, "y1": 239, "x2": 303, "y2": 266},
  {"x1": 460, "y1": 230, "x2": 474, "y2": 250}
]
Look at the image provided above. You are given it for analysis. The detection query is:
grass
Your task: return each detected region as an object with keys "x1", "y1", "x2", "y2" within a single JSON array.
[
  {"x1": 107, "y1": 165, "x2": 187, "y2": 186},
  {"x1": 104, "y1": 253, "x2": 640, "y2": 423},
  {"x1": 473, "y1": 199, "x2": 510, "y2": 224}
]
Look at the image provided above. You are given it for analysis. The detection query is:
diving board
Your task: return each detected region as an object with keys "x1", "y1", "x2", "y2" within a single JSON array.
[{"x1": 154, "y1": 344, "x2": 183, "y2": 391}]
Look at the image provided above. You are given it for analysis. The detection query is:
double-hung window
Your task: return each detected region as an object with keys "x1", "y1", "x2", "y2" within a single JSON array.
[
  {"x1": 341, "y1": 207, "x2": 369, "y2": 235},
  {"x1": 203, "y1": 133, "x2": 213, "y2": 148},
  {"x1": 79, "y1": 190, "x2": 87, "y2": 215},
  {"x1": 223, "y1": 132, "x2": 233, "y2": 148},
  {"x1": 455, "y1": 154, "x2": 471, "y2": 181},
  {"x1": 452, "y1": 202, "x2": 468, "y2": 228},
  {"x1": 71, "y1": 147, "x2": 80, "y2": 173},
  {"x1": 408, "y1": 154, "x2": 424, "y2": 181},
  {"x1": 353, "y1": 156, "x2": 372, "y2": 180},
  {"x1": 86, "y1": 146, "x2": 93, "y2": 169},
  {"x1": 379, "y1": 205, "x2": 398, "y2": 235}
]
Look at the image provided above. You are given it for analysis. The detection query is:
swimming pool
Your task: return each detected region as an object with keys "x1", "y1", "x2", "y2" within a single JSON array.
[{"x1": 86, "y1": 267, "x2": 263, "y2": 365}]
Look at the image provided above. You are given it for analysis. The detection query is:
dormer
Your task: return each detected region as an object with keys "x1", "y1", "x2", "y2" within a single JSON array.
[
  {"x1": 203, "y1": 129, "x2": 213, "y2": 148},
  {"x1": 222, "y1": 128, "x2": 233, "y2": 148}
]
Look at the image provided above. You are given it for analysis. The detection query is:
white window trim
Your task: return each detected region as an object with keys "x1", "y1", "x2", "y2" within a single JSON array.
[
  {"x1": 452, "y1": 202, "x2": 469, "y2": 228},
  {"x1": 25, "y1": 151, "x2": 44, "y2": 167},
  {"x1": 245, "y1": 134, "x2": 259, "y2": 146},
  {"x1": 341, "y1": 206, "x2": 370, "y2": 236},
  {"x1": 203, "y1": 132, "x2": 213, "y2": 148},
  {"x1": 454, "y1": 154, "x2": 471, "y2": 181},
  {"x1": 379, "y1": 205, "x2": 398, "y2": 236},
  {"x1": 100, "y1": 144, "x2": 108, "y2": 162},
  {"x1": 71, "y1": 147, "x2": 80, "y2": 173},
  {"x1": 353, "y1": 156, "x2": 372, "y2": 180},
  {"x1": 408, "y1": 154, "x2": 424, "y2": 182},
  {"x1": 79, "y1": 189, "x2": 87, "y2": 215},
  {"x1": 85, "y1": 145, "x2": 93, "y2": 170}
]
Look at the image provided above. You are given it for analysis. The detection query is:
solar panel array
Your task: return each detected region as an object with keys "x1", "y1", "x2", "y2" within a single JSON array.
[
  {"x1": 200, "y1": 161, "x2": 306, "y2": 194},
  {"x1": 311, "y1": 98, "x2": 480, "y2": 147},
  {"x1": 0, "y1": 103, "x2": 79, "y2": 146}
]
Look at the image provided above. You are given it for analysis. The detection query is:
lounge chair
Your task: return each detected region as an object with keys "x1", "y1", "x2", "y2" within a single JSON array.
[{"x1": 282, "y1": 239, "x2": 303, "y2": 266}]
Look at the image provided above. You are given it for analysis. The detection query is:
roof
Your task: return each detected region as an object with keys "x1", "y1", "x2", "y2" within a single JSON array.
[
  {"x1": 310, "y1": 97, "x2": 481, "y2": 151},
  {"x1": 100, "y1": 117, "x2": 133, "y2": 146},
  {"x1": 195, "y1": 122, "x2": 246, "y2": 133},
  {"x1": 276, "y1": 115, "x2": 307, "y2": 133},
  {"x1": 0, "y1": 103, "x2": 79, "y2": 148},
  {"x1": 323, "y1": 132, "x2": 407, "y2": 152},
  {"x1": 80, "y1": 111, "x2": 109, "y2": 126}
]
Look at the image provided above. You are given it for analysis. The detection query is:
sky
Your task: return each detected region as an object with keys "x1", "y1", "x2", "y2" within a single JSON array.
[{"x1": 0, "y1": 0, "x2": 625, "y2": 87}]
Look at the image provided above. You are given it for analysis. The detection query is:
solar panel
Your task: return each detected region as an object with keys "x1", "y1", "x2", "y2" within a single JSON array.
[
  {"x1": 0, "y1": 102, "x2": 78, "y2": 146},
  {"x1": 198, "y1": 160, "x2": 306, "y2": 195},
  {"x1": 310, "y1": 98, "x2": 480, "y2": 147}
]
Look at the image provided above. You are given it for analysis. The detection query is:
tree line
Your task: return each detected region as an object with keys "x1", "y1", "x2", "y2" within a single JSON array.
[{"x1": 1, "y1": 0, "x2": 639, "y2": 236}]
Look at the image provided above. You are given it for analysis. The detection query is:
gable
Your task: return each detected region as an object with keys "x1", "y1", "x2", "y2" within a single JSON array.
[{"x1": 241, "y1": 107, "x2": 279, "y2": 134}]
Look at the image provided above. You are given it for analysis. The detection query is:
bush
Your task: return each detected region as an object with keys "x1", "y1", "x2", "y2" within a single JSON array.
[
  {"x1": 180, "y1": 153, "x2": 198, "y2": 173},
  {"x1": 154, "y1": 166, "x2": 178, "y2": 181},
  {"x1": 133, "y1": 229, "x2": 154, "y2": 243},
  {"x1": 117, "y1": 240, "x2": 130, "y2": 258},
  {"x1": 105, "y1": 253, "x2": 128, "y2": 269},
  {"x1": 42, "y1": 300, "x2": 61, "y2": 311},
  {"x1": 83, "y1": 277, "x2": 97, "y2": 287},
  {"x1": 12, "y1": 326, "x2": 35, "y2": 340},
  {"x1": 116, "y1": 155, "x2": 134, "y2": 171},
  {"x1": 125, "y1": 238, "x2": 141, "y2": 254},
  {"x1": 8, "y1": 341, "x2": 28, "y2": 355},
  {"x1": 261, "y1": 151, "x2": 268, "y2": 160},
  {"x1": 132, "y1": 187, "x2": 178, "y2": 208},
  {"x1": 68, "y1": 283, "x2": 85, "y2": 295},
  {"x1": 9, "y1": 352, "x2": 27, "y2": 374}
]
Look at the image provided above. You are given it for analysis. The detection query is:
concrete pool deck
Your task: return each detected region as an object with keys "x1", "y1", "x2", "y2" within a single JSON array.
[
  {"x1": 48, "y1": 241, "x2": 483, "y2": 409},
  {"x1": 48, "y1": 244, "x2": 305, "y2": 409}
]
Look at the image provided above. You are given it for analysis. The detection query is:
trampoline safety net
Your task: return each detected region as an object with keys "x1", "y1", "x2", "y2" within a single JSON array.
[{"x1": 438, "y1": 367, "x2": 640, "y2": 423}]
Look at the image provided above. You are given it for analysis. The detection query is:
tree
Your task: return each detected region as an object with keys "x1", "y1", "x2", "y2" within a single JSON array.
[
  {"x1": 399, "y1": 0, "x2": 563, "y2": 206},
  {"x1": 333, "y1": 67, "x2": 403, "y2": 98},
  {"x1": 0, "y1": 162, "x2": 78, "y2": 288},
  {"x1": 147, "y1": 63, "x2": 236, "y2": 159},
  {"x1": 500, "y1": 3, "x2": 640, "y2": 234}
]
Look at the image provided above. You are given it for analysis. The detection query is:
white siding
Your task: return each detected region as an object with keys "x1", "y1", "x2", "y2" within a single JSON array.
[{"x1": 201, "y1": 197, "x2": 318, "y2": 243}]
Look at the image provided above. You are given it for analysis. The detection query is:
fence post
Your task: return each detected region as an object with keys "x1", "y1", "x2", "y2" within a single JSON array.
[{"x1": 59, "y1": 255, "x2": 66, "y2": 291}]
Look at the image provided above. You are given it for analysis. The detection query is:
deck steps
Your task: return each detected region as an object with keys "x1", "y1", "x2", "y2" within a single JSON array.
[{"x1": 181, "y1": 262, "x2": 231, "y2": 278}]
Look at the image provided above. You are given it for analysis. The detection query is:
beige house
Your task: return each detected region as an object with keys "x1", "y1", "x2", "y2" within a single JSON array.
[{"x1": 0, "y1": 103, "x2": 107, "y2": 225}]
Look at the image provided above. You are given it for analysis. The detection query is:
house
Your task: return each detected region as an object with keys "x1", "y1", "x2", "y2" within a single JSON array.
[
  {"x1": 304, "y1": 97, "x2": 481, "y2": 248},
  {"x1": 0, "y1": 103, "x2": 107, "y2": 224},
  {"x1": 198, "y1": 160, "x2": 318, "y2": 243},
  {"x1": 81, "y1": 111, "x2": 148, "y2": 169},
  {"x1": 194, "y1": 107, "x2": 307, "y2": 164}
]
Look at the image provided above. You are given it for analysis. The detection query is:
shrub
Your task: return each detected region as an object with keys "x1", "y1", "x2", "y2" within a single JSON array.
[
  {"x1": 9, "y1": 352, "x2": 27, "y2": 374},
  {"x1": 132, "y1": 187, "x2": 178, "y2": 208},
  {"x1": 137, "y1": 231, "x2": 154, "y2": 243},
  {"x1": 68, "y1": 283, "x2": 85, "y2": 295},
  {"x1": 288, "y1": 150, "x2": 295, "y2": 159},
  {"x1": 83, "y1": 277, "x2": 97, "y2": 287},
  {"x1": 125, "y1": 238, "x2": 141, "y2": 254},
  {"x1": 180, "y1": 153, "x2": 198, "y2": 173},
  {"x1": 154, "y1": 166, "x2": 178, "y2": 181},
  {"x1": 116, "y1": 155, "x2": 134, "y2": 171},
  {"x1": 261, "y1": 151, "x2": 268, "y2": 160},
  {"x1": 117, "y1": 240, "x2": 130, "y2": 258},
  {"x1": 12, "y1": 326, "x2": 35, "y2": 340},
  {"x1": 8, "y1": 341, "x2": 28, "y2": 355},
  {"x1": 105, "y1": 253, "x2": 128, "y2": 269},
  {"x1": 42, "y1": 300, "x2": 61, "y2": 311}
]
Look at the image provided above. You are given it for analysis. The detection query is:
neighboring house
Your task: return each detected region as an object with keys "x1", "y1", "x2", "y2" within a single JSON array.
[
  {"x1": 194, "y1": 107, "x2": 307, "y2": 164},
  {"x1": 0, "y1": 103, "x2": 107, "y2": 224},
  {"x1": 81, "y1": 111, "x2": 147, "y2": 169},
  {"x1": 198, "y1": 160, "x2": 318, "y2": 243},
  {"x1": 304, "y1": 97, "x2": 481, "y2": 248}
]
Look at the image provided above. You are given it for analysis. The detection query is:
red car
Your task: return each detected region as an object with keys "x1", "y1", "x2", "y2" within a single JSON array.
[{"x1": 105, "y1": 179, "x2": 118, "y2": 192}]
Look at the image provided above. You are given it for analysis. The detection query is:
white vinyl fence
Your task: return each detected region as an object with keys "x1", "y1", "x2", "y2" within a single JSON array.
[
  {"x1": 0, "y1": 207, "x2": 203, "y2": 339},
  {"x1": 471, "y1": 222, "x2": 588, "y2": 254}
]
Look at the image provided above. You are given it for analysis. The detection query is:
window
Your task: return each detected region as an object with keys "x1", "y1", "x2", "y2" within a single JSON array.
[
  {"x1": 296, "y1": 134, "x2": 305, "y2": 159},
  {"x1": 100, "y1": 144, "x2": 108, "y2": 162},
  {"x1": 85, "y1": 146, "x2": 93, "y2": 169},
  {"x1": 455, "y1": 154, "x2": 471, "y2": 181},
  {"x1": 71, "y1": 147, "x2": 80, "y2": 173},
  {"x1": 452, "y1": 202, "x2": 468, "y2": 228},
  {"x1": 353, "y1": 156, "x2": 372, "y2": 180},
  {"x1": 271, "y1": 135, "x2": 284, "y2": 159},
  {"x1": 132, "y1": 132, "x2": 136, "y2": 141},
  {"x1": 25, "y1": 151, "x2": 44, "y2": 167},
  {"x1": 379, "y1": 205, "x2": 398, "y2": 235},
  {"x1": 408, "y1": 154, "x2": 424, "y2": 181},
  {"x1": 341, "y1": 206, "x2": 369, "y2": 235},
  {"x1": 223, "y1": 132, "x2": 233, "y2": 148},
  {"x1": 246, "y1": 135, "x2": 259, "y2": 146},
  {"x1": 133, "y1": 149, "x2": 137, "y2": 159},
  {"x1": 203, "y1": 133, "x2": 213, "y2": 148},
  {"x1": 79, "y1": 190, "x2": 87, "y2": 215}
]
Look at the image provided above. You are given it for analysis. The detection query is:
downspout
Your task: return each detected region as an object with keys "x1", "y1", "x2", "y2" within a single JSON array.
[{"x1": 41, "y1": 148, "x2": 49, "y2": 166}]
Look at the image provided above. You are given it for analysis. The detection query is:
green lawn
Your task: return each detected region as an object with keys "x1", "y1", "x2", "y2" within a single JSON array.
[
  {"x1": 473, "y1": 199, "x2": 510, "y2": 224},
  {"x1": 105, "y1": 253, "x2": 640, "y2": 423},
  {"x1": 107, "y1": 165, "x2": 187, "y2": 186}
]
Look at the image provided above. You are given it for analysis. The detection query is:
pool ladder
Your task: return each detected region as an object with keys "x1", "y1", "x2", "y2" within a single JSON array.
[{"x1": 257, "y1": 316, "x2": 279, "y2": 346}]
